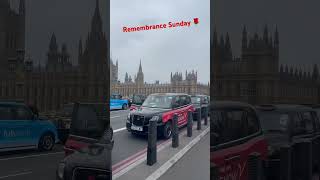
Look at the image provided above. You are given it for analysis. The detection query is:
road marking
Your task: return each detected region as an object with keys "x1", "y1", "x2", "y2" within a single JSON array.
[
  {"x1": 111, "y1": 116, "x2": 121, "y2": 119},
  {"x1": 112, "y1": 121, "x2": 209, "y2": 179},
  {"x1": 0, "y1": 171, "x2": 33, "y2": 179},
  {"x1": 0, "y1": 151, "x2": 64, "y2": 161},
  {"x1": 112, "y1": 139, "x2": 172, "y2": 179},
  {"x1": 114, "y1": 127, "x2": 127, "y2": 133},
  {"x1": 146, "y1": 127, "x2": 210, "y2": 180}
]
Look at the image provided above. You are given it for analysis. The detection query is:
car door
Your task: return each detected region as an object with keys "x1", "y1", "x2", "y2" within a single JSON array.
[
  {"x1": 174, "y1": 95, "x2": 184, "y2": 127},
  {"x1": 11, "y1": 105, "x2": 35, "y2": 147},
  {"x1": 0, "y1": 105, "x2": 15, "y2": 150},
  {"x1": 212, "y1": 109, "x2": 247, "y2": 180}
]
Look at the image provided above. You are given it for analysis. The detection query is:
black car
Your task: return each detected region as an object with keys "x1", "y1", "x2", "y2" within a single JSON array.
[
  {"x1": 126, "y1": 93, "x2": 194, "y2": 139},
  {"x1": 256, "y1": 104, "x2": 320, "y2": 178},
  {"x1": 191, "y1": 95, "x2": 209, "y2": 121},
  {"x1": 128, "y1": 94, "x2": 146, "y2": 107},
  {"x1": 57, "y1": 103, "x2": 113, "y2": 180}
]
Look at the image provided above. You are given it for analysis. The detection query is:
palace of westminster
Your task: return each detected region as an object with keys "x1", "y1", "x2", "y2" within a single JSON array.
[
  {"x1": 0, "y1": 0, "x2": 209, "y2": 112},
  {"x1": 110, "y1": 59, "x2": 209, "y2": 97},
  {"x1": 212, "y1": 26, "x2": 320, "y2": 104}
]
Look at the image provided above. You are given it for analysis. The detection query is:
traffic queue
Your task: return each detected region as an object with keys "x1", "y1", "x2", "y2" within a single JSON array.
[{"x1": 211, "y1": 101, "x2": 320, "y2": 180}]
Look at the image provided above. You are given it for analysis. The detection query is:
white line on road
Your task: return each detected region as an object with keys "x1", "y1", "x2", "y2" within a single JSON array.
[
  {"x1": 146, "y1": 127, "x2": 210, "y2": 180},
  {"x1": 0, "y1": 151, "x2": 64, "y2": 161},
  {"x1": 111, "y1": 116, "x2": 121, "y2": 119},
  {"x1": 114, "y1": 127, "x2": 127, "y2": 133},
  {"x1": 0, "y1": 171, "x2": 33, "y2": 179}
]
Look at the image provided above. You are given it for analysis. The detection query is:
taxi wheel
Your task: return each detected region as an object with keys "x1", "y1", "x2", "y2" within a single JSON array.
[
  {"x1": 38, "y1": 133, "x2": 55, "y2": 151},
  {"x1": 122, "y1": 104, "x2": 128, "y2": 110},
  {"x1": 162, "y1": 122, "x2": 172, "y2": 139}
]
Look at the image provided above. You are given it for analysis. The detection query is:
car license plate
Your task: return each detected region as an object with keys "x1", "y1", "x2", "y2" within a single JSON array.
[{"x1": 131, "y1": 125, "x2": 143, "y2": 131}]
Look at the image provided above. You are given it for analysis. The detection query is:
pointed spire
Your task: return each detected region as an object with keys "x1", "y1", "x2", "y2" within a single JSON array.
[
  {"x1": 49, "y1": 33, "x2": 58, "y2": 51},
  {"x1": 19, "y1": 0, "x2": 25, "y2": 15},
  {"x1": 263, "y1": 24, "x2": 268, "y2": 42},
  {"x1": 78, "y1": 39, "x2": 83, "y2": 56},
  {"x1": 274, "y1": 26, "x2": 279, "y2": 45},
  {"x1": 138, "y1": 59, "x2": 142, "y2": 72},
  {"x1": 242, "y1": 25, "x2": 248, "y2": 49},
  {"x1": 312, "y1": 64, "x2": 319, "y2": 80},
  {"x1": 90, "y1": 0, "x2": 103, "y2": 38}
]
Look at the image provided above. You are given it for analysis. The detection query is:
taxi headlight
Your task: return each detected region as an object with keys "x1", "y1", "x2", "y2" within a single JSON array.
[{"x1": 57, "y1": 162, "x2": 65, "y2": 179}]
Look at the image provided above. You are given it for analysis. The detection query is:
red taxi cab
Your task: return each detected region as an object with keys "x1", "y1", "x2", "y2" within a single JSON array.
[{"x1": 211, "y1": 101, "x2": 268, "y2": 180}]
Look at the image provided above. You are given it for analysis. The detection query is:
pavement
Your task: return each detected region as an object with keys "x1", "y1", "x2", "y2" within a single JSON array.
[
  {"x1": 158, "y1": 133, "x2": 210, "y2": 180},
  {"x1": 0, "y1": 109, "x2": 209, "y2": 180}
]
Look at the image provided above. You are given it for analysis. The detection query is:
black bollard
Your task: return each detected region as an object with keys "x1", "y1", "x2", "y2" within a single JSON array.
[
  {"x1": 197, "y1": 108, "x2": 202, "y2": 130},
  {"x1": 187, "y1": 111, "x2": 193, "y2": 137},
  {"x1": 172, "y1": 113, "x2": 179, "y2": 148},
  {"x1": 147, "y1": 116, "x2": 158, "y2": 166},
  {"x1": 280, "y1": 145, "x2": 291, "y2": 180},
  {"x1": 204, "y1": 106, "x2": 208, "y2": 126}
]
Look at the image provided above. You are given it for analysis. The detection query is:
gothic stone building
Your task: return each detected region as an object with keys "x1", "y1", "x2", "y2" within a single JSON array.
[
  {"x1": 111, "y1": 61, "x2": 209, "y2": 97},
  {"x1": 212, "y1": 26, "x2": 320, "y2": 105},
  {"x1": 0, "y1": 0, "x2": 110, "y2": 112}
]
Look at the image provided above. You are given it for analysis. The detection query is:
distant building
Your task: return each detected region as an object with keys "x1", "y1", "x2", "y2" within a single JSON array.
[
  {"x1": 212, "y1": 26, "x2": 320, "y2": 104},
  {"x1": 0, "y1": 0, "x2": 110, "y2": 112},
  {"x1": 111, "y1": 60, "x2": 209, "y2": 97}
]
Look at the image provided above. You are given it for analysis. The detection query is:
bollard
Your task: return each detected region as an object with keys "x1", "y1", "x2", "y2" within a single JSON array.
[
  {"x1": 293, "y1": 139, "x2": 312, "y2": 180},
  {"x1": 197, "y1": 108, "x2": 202, "y2": 130},
  {"x1": 280, "y1": 145, "x2": 291, "y2": 180},
  {"x1": 147, "y1": 116, "x2": 158, "y2": 166},
  {"x1": 248, "y1": 153, "x2": 263, "y2": 180},
  {"x1": 172, "y1": 113, "x2": 179, "y2": 148},
  {"x1": 187, "y1": 111, "x2": 193, "y2": 137},
  {"x1": 204, "y1": 106, "x2": 208, "y2": 126},
  {"x1": 211, "y1": 163, "x2": 218, "y2": 180}
]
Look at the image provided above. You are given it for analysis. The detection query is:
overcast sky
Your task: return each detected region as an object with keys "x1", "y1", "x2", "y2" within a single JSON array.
[
  {"x1": 111, "y1": 0, "x2": 210, "y2": 84},
  {"x1": 214, "y1": 0, "x2": 320, "y2": 71},
  {"x1": 12, "y1": 0, "x2": 107, "y2": 66}
]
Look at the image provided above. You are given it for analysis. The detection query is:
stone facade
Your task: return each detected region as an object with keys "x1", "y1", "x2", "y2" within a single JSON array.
[
  {"x1": 212, "y1": 26, "x2": 320, "y2": 105},
  {"x1": 0, "y1": 0, "x2": 110, "y2": 112}
]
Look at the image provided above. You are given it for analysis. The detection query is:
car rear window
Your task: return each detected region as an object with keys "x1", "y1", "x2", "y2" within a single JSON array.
[
  {"x1": 257, "y1": 110, "x2": 289, "y2": 132},
  {"x1": 191, "y1": 97, "x2": 201, "y2": 104}
]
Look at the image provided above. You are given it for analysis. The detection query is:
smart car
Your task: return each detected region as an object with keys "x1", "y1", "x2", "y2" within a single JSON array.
[
  {"x1": 210, "y1": 101, "x2": 268, "y2": 180},
  {"x1": 126, "y1": 93, "x2": 194, "y2": 139},
  {"x1": 110, "y1": 94, "x2": 129, "y2": 110},
  {"x1": 0, "y1": 102, "x2": 58, "y2": 152}
]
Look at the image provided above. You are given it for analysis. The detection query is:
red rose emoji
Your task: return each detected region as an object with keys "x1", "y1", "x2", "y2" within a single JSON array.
[{"x1": 194, "y1": 18, "x2": 199, "y2": 24}]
